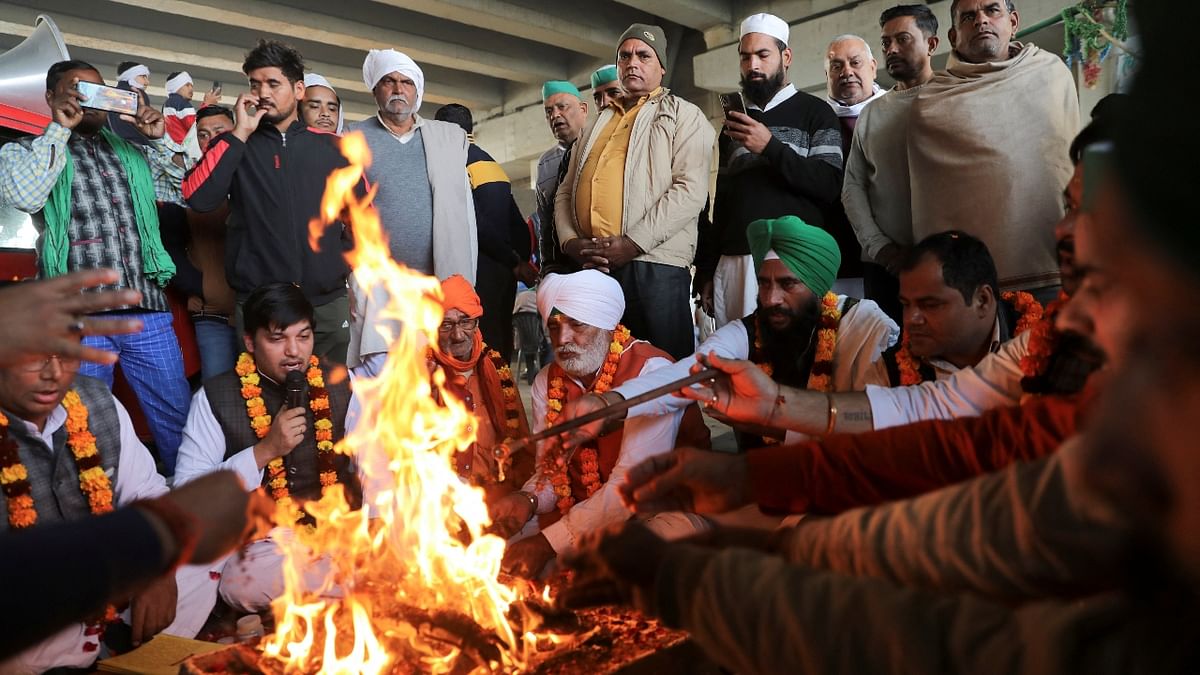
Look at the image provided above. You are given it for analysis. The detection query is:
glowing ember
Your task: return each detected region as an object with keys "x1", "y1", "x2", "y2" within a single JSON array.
[{"x1": 262, "y1": 131, "x2": 530, "y2": 673}]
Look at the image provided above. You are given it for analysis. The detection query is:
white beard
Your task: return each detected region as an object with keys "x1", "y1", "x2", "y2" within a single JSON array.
[{"x1": 556, "y1": 337, "x2": 610, "y2": 380}]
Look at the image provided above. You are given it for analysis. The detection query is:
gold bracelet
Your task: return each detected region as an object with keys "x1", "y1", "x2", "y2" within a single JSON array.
[{"x1": 824, "y1": 393, "x2": 838, "y2": 436}]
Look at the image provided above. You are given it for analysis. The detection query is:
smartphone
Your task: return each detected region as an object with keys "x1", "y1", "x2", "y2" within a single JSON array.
[
  {"x1": 211, "y1": 81, "x2": 222, "y2": 95},
  {"x1": 719, "y1": 92, "x2": 747, "y2": 119},
  {"x1": 75, "y1": 81, "x2": 138, "y2": 115}
]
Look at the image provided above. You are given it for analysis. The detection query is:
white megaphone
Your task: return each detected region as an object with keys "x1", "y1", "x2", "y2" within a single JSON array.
[{"x1": 0, "y1": 15, "x2": 70, "y2": 117}]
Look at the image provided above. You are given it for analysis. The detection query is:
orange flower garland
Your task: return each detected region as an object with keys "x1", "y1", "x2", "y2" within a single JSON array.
[
  {"x1": 540, "y1": 325, "x2": 633, "y2": 514},
  {"x1": 1018, "y1": 291, "x2": 1068, "y2": 380},
  {"x1": 236, "y1": 353, "x2": 337, "y2": 507},
  {"x1": 1001, "y1": 291, "x2": 1044, "y2": 337},
  {"x1": 894, "y1": 333, "x2": 925, "y2": 386},
  {"x1": 63, "y1": 391, "x2": 116, "y2": 517},
  {"x1": 0, "y1": 411, "x2": 36, "y2": 528},
  {"x1": 487, "y1": 348, "x2": 523, "y2": 440}
]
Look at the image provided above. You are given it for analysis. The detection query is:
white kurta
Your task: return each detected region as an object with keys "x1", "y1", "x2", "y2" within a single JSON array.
[
  {"x1": 1, "y1": 396, "x2": 219, "y2": 674},
  {"x1": 518, "y1": 353, "x2": 686, "y2": 555}
]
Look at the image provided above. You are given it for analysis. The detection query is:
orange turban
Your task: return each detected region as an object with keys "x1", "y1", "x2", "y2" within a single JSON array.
[{"x1": 440, "y1": 274, "x2": 483, "y2": 318}]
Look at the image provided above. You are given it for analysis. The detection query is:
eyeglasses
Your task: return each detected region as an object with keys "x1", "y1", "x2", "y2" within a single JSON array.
[
  {"x1": 438, "y1": 317, "x2": 479, "y2": 334},
  {"x1": 18, "y1": 355, "x2": 81, "y2": 373}
]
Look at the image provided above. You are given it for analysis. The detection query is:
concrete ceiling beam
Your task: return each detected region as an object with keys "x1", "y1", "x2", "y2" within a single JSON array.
[{"x1": 613, "y1": 0, "x2": 733, "y2": 31}]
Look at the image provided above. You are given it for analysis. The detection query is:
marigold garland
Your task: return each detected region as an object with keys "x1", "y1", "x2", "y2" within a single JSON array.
[
  {"x1": 237, "y1": 353, "x2": 337, "y2": 507},
  {"x1": 1, "y1": 394, "x2": 118, "y2": 634},
  {"x1": 752, "y1": 293, "x2": 841, "y2": 443},
  {"x1": 894, "y1": 292, "x2": 1047, "y2": 385},
  {"x1": 540, "y1": 325, "x2": 632, "y2": 514},
  {"x1": 1018, "y1": 291, "x2": 1069, "y2": 379}
]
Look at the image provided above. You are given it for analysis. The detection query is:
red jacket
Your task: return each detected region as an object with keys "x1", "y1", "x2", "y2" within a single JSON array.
[{"x1": 749, "y1": 380, "x2": 1101, "y2": 515}]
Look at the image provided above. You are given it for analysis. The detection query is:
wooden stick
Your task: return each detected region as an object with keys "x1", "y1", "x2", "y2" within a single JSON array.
[{"x1": 499, "y1": 368, "x2": 719, "y2": 454}]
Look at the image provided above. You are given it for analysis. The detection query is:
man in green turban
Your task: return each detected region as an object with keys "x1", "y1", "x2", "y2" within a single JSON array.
[
  {"x1": 554, "y1": 214, "x2": 897, "y2": 461},
  {"x1": 536, "y1": 80, "x2": 589, "y2": 276}
]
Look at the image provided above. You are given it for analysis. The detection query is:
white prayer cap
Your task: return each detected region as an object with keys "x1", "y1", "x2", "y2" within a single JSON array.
[
  {"x1": 362, "y1": 49, "x2": 424, "y2": 110},
  {"x1": 165, "y1": 71, "x2": 192, "y2": 95},
  {"x1": 117, "y1": 64, "x2": 150, "y2": 88},
  {"x1": 303, "y1": 73, "x2": 345, "y2": 134},
  {"x1": 536, "y1": 271, "x2": 625, "y2": 331},
  {"x1": 740, "y1": 13, "x2": 790, "y2": 47}
]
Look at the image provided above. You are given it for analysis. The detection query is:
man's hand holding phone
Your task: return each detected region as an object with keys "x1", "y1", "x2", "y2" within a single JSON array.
[
  {"x1": 50, "y1": 78, "x2": 86, "y2": 130},
  {"x1": 233, "y1": 92, "x2": 267, "y2": 142},
  {"x1": 724, "y1": 109, "x2": 773, "y2": 155}
]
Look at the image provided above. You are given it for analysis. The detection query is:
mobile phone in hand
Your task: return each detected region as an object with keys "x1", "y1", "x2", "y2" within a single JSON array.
[
  {"x1": 719, "y1": 92, "x2": 747, "y2": 119},
  {"x1": 75, "y1": 81, "x2": 138, "y2": 115},
  {"x1": 211, "y1": 81, "x2": 222, "y2": 95}
]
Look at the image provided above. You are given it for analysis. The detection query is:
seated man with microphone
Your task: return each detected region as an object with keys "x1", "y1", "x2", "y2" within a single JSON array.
[{"x1": 174, "y1": 283, "x2": 362, "y2": 612}]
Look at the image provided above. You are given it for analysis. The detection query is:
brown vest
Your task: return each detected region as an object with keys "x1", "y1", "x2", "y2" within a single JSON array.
[{"x1": 539, "y1": 340, "x2": 710, "y2": 528}]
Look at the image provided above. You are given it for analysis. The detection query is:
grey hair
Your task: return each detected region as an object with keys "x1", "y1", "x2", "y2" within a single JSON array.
[{"x1": 825, "y1": 34, "x2": 873, "y2": 66}]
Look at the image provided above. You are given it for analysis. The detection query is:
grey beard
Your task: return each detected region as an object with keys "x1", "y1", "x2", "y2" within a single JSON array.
[{"x1": 556, "y1": 339, "x2": 610, "y2": 380}]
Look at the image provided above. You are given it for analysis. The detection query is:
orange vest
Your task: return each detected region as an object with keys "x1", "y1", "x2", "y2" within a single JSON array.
[{"x1": 540, "y1": 340, "x2": 710, "y2": 528}]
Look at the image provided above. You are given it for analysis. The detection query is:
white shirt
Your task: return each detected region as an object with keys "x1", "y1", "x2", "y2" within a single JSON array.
[
  {"x1": 865, "y1": 330, "x2": 1031, "y2": 429},
  {"x1": 521, "y1": 352, "x2": 685, "y2": 554},
  {"x1": 15, "y1": 395, "x2": 168, "y2": 505},
  {"x1": 612, "y1": 296, "x2": 899, "y2": 420},
  {"x1": 748, "y1": 84, "x2": 798, "y2": 113}
]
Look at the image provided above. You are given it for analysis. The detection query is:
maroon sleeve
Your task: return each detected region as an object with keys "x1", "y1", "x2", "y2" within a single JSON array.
[{"x1": 748, "y1": 390, "x2": 1092, "y2": 515}]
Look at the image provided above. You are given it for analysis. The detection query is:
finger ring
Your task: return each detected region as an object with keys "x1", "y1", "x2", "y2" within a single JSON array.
[
  {"x1": 711, "y1": 393, "x2": 719, "y2": 404},
  {"x1": 67, "y1": 318, "x2": 85, "y2": 334}
]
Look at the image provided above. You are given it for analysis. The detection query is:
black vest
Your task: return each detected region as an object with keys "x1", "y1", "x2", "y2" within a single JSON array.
[
  {"x1": 204, "y1": 361, "x2": 359, "y2": 504},
  {"x1": 0, "y1": 376, "x2": 123, "y2": 529}
]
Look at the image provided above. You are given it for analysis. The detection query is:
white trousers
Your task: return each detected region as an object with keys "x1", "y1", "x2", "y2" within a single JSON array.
[
  {"x1": 217, "y1": 535, "x2": 339, "y2": 613},
  {"x1": 713, "y1": 255, "x2": 758, "y2": 328}
]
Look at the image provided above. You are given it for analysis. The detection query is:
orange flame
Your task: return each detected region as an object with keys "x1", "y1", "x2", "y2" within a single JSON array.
[{"x1": 263, "y1": 131, "x2": 530, "y2": 673}]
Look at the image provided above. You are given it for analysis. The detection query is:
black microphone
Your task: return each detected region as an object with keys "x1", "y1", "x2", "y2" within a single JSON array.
[{"x1": 285, "y1": 370, "x2": 305, "y2": 410}]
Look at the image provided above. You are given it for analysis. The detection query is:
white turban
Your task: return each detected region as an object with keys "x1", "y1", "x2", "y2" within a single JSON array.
[
  {"x1": 303, "y1": 73, "x2": 345, "y2": 134},
  {"x1": 740, "y1": 13, "x2": 790, "y2": 46},
  {"x1": 165, "y1": 71, "x2": 192, "y2": 95},
  {"x1": 117, "y1": 64, "x2": 150, "y2": 89},
  {"x1": 536, "y1": 271, "x2": 624, "y2": 331},
  {"x1": 362, "y1": 49, "x2": 424, "y2": 111}
]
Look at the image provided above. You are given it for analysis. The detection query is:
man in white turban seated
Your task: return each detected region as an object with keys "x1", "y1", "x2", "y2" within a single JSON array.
[{"x1": 493, "y1": 270, "x2": 710, "y2": 578}]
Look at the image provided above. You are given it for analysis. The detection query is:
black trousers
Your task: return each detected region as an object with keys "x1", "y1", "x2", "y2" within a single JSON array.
[
  {"x1": 863, "y1": 262, "x2": 902, "y2": 325},
  {"x1": 610, "y1": 261, "x2": 694, "y2": 361},
  {"x1": 476, "y1": 256, "x2": 517, "y2": 361}
]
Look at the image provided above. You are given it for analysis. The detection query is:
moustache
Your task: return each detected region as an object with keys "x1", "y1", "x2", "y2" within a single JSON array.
[{"x1": 387, "y1": 95, "x2": 409, "y2": 105}]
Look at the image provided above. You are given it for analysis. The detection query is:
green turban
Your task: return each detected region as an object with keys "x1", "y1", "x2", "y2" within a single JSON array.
[
  {"x1": 591, "y1": 65, "x2": 618, "y2": 89},
  {"x1": 542, "y1": 80, "x2": 582, "y2": 102},
  {"x1": 746, "y1": 216, "x2": 841, "y2": 298}
]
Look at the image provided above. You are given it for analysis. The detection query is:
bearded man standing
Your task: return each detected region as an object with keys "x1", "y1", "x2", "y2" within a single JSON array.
[{"x1": 697, "y1": 14, "x2": 844, "y2": 328}]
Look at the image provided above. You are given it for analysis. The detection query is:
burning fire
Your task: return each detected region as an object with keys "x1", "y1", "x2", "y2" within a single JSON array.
[{"x1": 261, "y1": 132, "x2": 531, "y2": 672}]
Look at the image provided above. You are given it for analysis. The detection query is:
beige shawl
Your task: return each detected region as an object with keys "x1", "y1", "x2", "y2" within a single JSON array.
[{"x1": 908, "y1": 43, "x2": 1079, "y2": 290}]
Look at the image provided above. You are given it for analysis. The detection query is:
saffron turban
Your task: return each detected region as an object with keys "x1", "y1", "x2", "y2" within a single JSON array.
[
  {"x1": 440, "y1": 274, "x2": 483, "y2": 319},
  {"x1": 165, "y1": 71, "x2": 192, "y2": 94},
  {"x1": 747, "y1": 216, "x2": 841, "y2": 299},
  {"x1": 740, "y1": 13, "x2": 790, "y2": 46},
  {"x1": 536, "y1": 271, "x2": 624, "y2": 331},
  {"x1": 362, "y1": 49, "x2": 424, "y2": 111}
]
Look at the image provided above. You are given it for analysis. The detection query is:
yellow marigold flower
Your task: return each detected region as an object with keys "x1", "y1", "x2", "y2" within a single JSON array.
[
  {"x1": 1, "y1": 464, "x2": 27, "y2": 483},
  {"x1": 319, "y1": 471, "x2": 337, "y2": 486},
  {"x1": 548, "y1": 400, "x2": 562, "y2": 412},
  {"x1": 314, "y1": 418, "x2": 333, "y2": 430},
  {"x1": 318, "y1": 440, "x2": 334, "y2": 452}
]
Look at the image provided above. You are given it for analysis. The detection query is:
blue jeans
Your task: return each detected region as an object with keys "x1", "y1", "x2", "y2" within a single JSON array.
[
  {"x1": 79, "y1": 311, "x2": 190, "y2": 475},
  {"x1": 193, "y1": 316, "x2": 240, "y2": 382}
]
